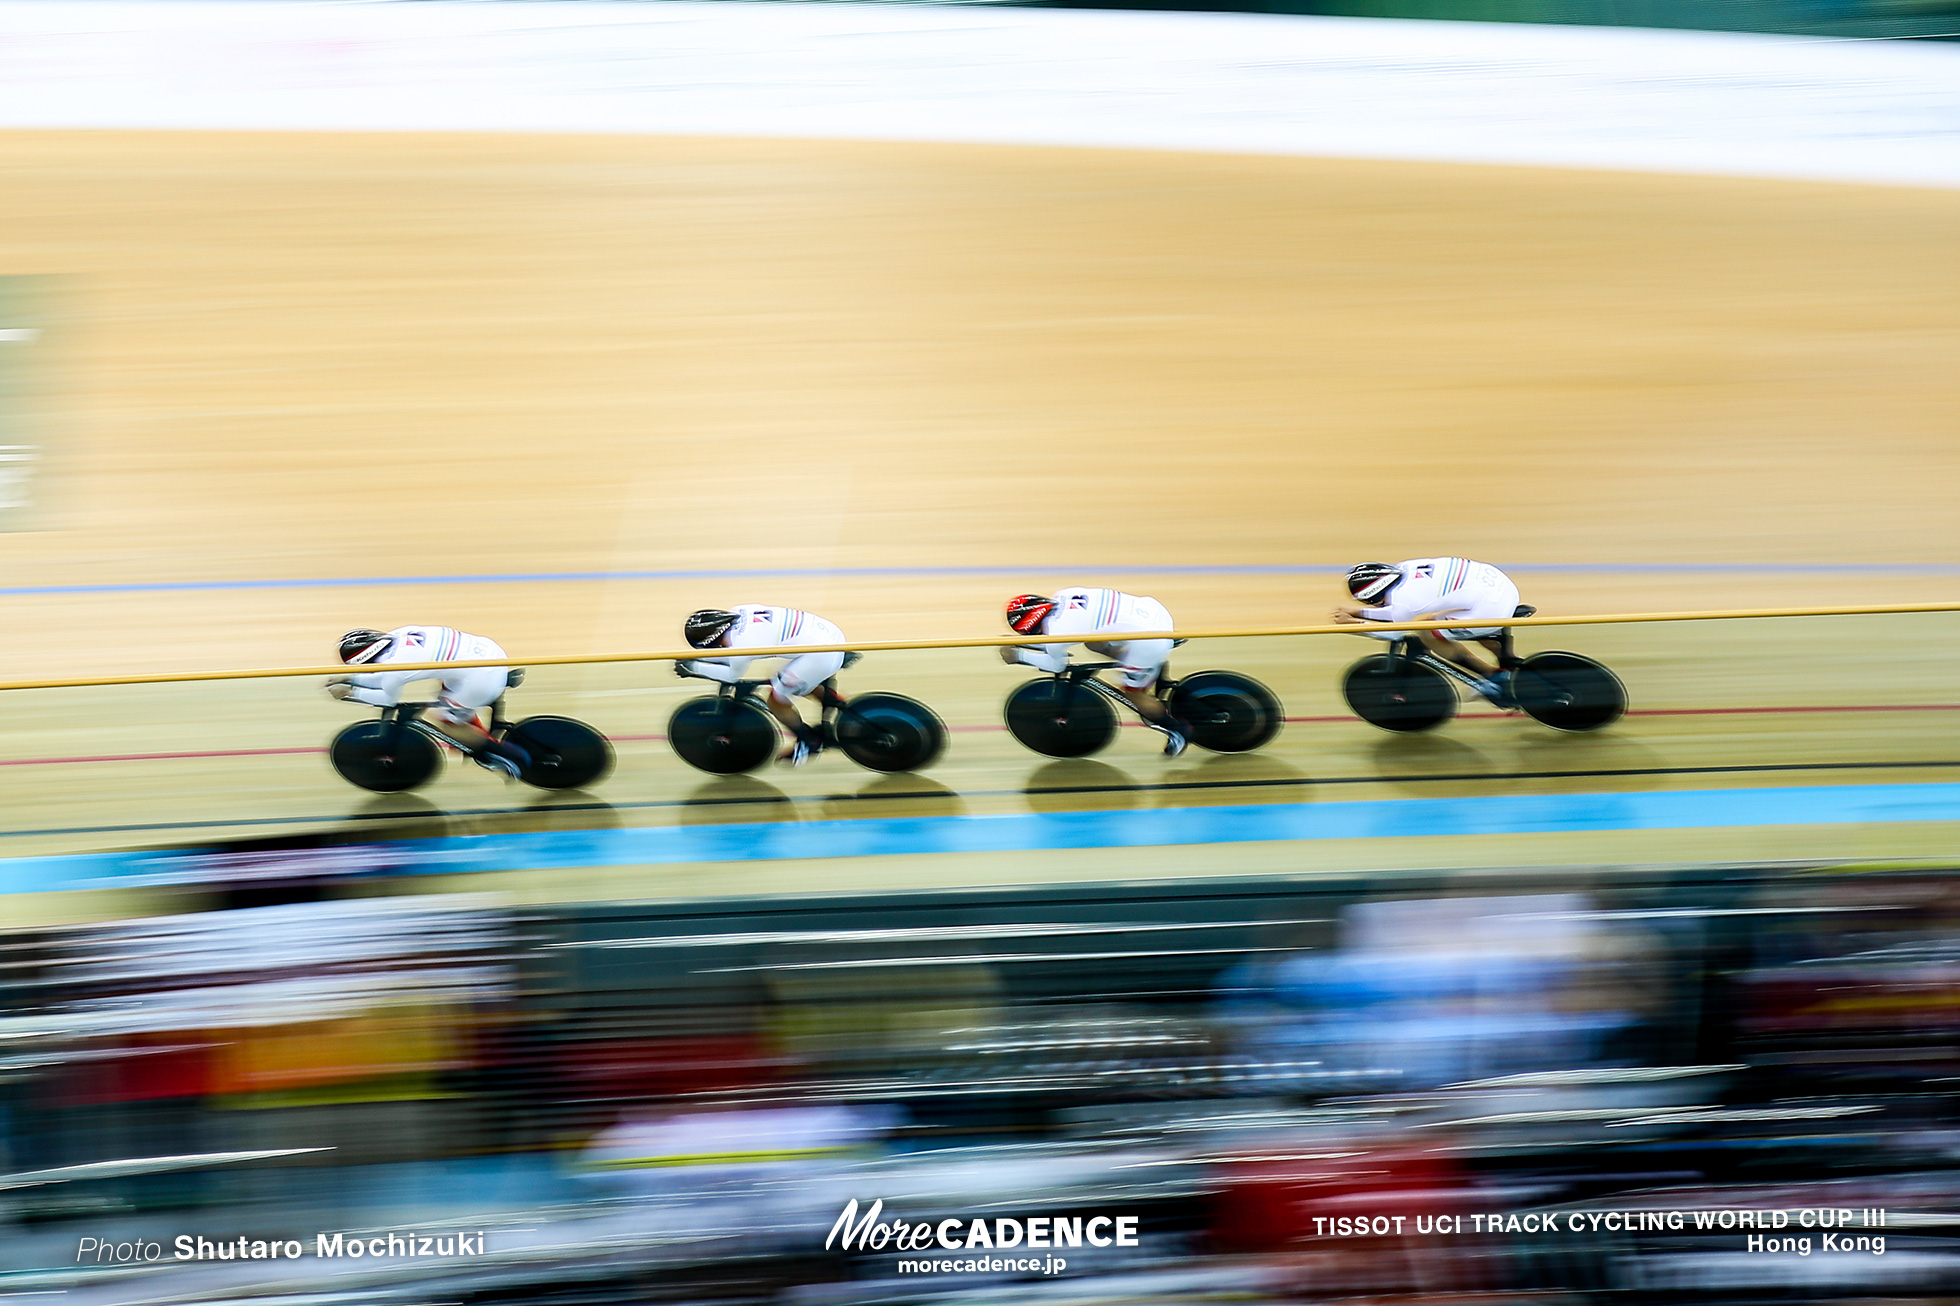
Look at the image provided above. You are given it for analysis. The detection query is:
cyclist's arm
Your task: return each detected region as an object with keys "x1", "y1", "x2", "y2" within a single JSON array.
[
  {"x1": 1008, "y1": 643, "x2": 1070, "y2": 673},
  {"x1": 1356, "y1": 585, "x2": 1450, "y2": 623},
  {"x1": 344, "y1": 669, "x2": 419, "y2": 707},
  {"x1": 681, "y1": 655, "x2": 751, "y2": 684}
]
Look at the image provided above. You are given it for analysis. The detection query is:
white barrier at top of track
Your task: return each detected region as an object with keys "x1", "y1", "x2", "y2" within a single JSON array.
[{"x1": 0, "y1": 1, "x2": 1954, "y2": 189}]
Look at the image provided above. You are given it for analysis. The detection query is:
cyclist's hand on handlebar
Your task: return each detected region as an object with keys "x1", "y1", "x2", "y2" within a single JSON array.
[
  {"x1": 997, "y1": 645, "x2": 1025, "y2": 666},
  {"x1": 1331, "y1": 607, "x2": 1366, "y2": 625},
  {"x1": 674, "y1": 660, "x2": 696, "y2": 679},
  {"x1": 326, "y1": 681, "x2": 356, "y2": 701}
]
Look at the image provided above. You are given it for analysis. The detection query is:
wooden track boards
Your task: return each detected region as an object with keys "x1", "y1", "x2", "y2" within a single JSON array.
[
  {"x1": 1, "y1": 130, "x2": 1957, "y2": 898},
  {"x1": 2, "y1": 133, "x2": 1958, "y2": 672}
]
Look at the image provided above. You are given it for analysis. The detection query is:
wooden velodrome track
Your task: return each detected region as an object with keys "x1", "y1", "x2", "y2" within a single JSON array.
[{"x1": 3, "y1": 131, "x2": 1960, "y2": 917}]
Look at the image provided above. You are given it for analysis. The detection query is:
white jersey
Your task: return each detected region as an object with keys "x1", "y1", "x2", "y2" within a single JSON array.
[
  {"x1": 685, "y1": 605, "x2": 845, "y2": 685},
  {"x1": 1016, "y1": 588, "x2": 1175, "y2": 688},
  {"x1": 1040, "y1": 588, "x2": 1171, "y2": 642},
  {"x1": 345, "y1": 626, "x2": 509, "y2": 708},
  {"x1": 1359, "y1": 558, "x2": 1518, "y2": 630}
]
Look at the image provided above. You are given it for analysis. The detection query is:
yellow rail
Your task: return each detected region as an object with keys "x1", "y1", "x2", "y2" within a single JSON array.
[{"x1": 4, "y1": 599, "x2": 1958, "y2": 693}]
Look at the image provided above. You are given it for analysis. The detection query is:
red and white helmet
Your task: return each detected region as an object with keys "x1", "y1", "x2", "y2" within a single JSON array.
[{"x1": 1005, "y1": 594, "x2": 1056, "y2": 635}]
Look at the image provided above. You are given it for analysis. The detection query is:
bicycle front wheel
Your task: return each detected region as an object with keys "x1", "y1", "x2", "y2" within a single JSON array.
[
  {"x1": 668, "y1": 697, "x2": 779, "y2": 774},
  {"x1": 330, "y1": 721, "x2": 442, "y2": 792},
  {"x1": 1004, "y1": 680, "x2": 1118, "y2": 757},
  {"x1": 1341, "y1": 655, "x2": 1456, "y2": 733}
]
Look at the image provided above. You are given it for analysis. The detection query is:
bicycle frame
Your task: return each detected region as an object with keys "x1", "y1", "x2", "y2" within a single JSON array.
[
  {"x1": 682, "y1": 673, "x2": 849, "y2": 740},
  {"x1": 1041, "y1": 661, "x2": 1159, "y2": 724},
  {"x1": 374, "y1": 699, "x2": 510, "y2": 754},
  {"x1": 1387, "y1": 635, "x2": 1509, "y2": 696}
]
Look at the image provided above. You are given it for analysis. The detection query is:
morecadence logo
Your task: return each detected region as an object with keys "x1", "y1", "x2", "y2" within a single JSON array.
[{"x1": 825, "y1": 1198, "x2": 1138, "y2": 1275}]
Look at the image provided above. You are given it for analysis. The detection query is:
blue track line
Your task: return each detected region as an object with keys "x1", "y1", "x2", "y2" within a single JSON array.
[
  {"x1": 6, "y1": 562, "x2": 1960, "y2": 597},
  {"x1": 12, "y1": 781, "x2": 1960, "y2": 896}
]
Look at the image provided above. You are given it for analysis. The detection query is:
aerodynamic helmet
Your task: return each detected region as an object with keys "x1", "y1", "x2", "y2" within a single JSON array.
[
  {"x1": 339, "y1": 629, "x2": 393, "y2": 665},
  {"x1": 684, "y1": 609, "x2": 740, "y2": 649},
  {"x1": 1346, "y1": 562, "x2": 1404, "y2": 604},
  {"x1": 1005, "y1": 594, "x2": 1056, "y2": 635}
]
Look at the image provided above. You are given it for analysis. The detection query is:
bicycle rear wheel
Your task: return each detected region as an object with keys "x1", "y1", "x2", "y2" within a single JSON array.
[
  {"x1": 330, "y1": 721, "x2": 442, "y2": 792},
  {"x1": 1004, "y1": 680, "x2": 1118, "y2": 757},
  {"x1": 1342, "y1": 655, "x2": 1457, "y2": 732},
  {"x1": 668, "y1": 697, "x2": 778, "y2": 774},
  {"x1": 504, "y1": 715, "x2": 614, "y2": 790},
  {"x1": 1169, "y1": 671, "x2": 1283, "y2": 752},
  {"x1": 1513, "y1": 652, "x2": 1626, "y2": 731},
  {"x1": 833, "y1": 692, "x2": 947, "y2": 773}
]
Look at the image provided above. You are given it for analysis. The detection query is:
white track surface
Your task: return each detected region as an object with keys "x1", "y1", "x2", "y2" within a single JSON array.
[{"x1": 0, "y1": 1, "x2": 1954, "y2": 188}]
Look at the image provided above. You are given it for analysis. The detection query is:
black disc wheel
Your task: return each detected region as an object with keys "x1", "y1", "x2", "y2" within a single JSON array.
[
  {"x1": 1004, "y1": 679, "x2": 1118, "y2": 758},
  {"x1": 668, "y1": 696, "x2": 779, "y2": 774},
  {"x1": 1513, "y1": 652, "x2": 1626, "y2": 732},
  {"x1": 504, "y1": 715, "x2": 614, "y2": 790},
  {"x1": 1169, "y1": 670, "x2": 1283, "y2": 753},
  {"x1": 330, "y1": 721, "x2": 441, "y2": 792},
  {"x1": 833, "y1": 692, "x2": 947, "y2": 773},
  {"x1": 1342, "y1": 655, "x2": 1457, "y2": 733}
]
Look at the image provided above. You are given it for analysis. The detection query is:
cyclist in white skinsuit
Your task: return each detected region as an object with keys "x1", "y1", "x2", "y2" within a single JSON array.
[
  {"x1": 678, "y1": 606, "x2": 848, "y2": 767},
  {"x1": 328, "y1": 627, "x2": 530, "y2": 777},
  {"x1": 1332, "y1": 558, "x2": 1524, "y2": 706},
  {"x1": 1001, "y1": 588, "x2": 1190, "y2": 756}
]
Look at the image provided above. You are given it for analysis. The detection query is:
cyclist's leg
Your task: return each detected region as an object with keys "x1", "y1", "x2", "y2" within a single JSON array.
[
  {"x1": 1112, "y1": 640, "x2": 1190, "y2": 754},
  {"x1": 1438, "y1": 573, "x2": 1522, "y2": 678},
  {"x1": 433, "y1": 668, "x2": 529, "y2": 768},
  {"x1": 1113, "y1": 640, "x2": 1181, "y2": 720},
  {"x1": 770, "y1": 652, "x2": 846, "y2": 759},
  {"x1": 760, "y1": 691, "x2": 810, "y2": 735},
  {"x1": 1419, "y1": 627, "x2": 1499, "y2": 678}
]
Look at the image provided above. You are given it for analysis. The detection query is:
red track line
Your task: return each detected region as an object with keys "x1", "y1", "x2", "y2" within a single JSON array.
[
  {"x1": 1278, "y1": 704, "x2": 1960, "y2": 723},
  {"x1": 0, "y1": 746, "x2": 324, "y2": 767},
  {"x1": 1627, "y1": 703, "x2": 1960, "y2": 717},
  {"x1": 3, "y1": 704, "x2": 1957, "y2": 770},
  {"x1": 0, "y1": 733, "x2": 666, "y2": 767}
]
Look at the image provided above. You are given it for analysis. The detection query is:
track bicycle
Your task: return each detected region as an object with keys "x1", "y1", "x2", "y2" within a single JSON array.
[
  {"x1": 1340, "y1": 605, "x2": 1626, "y2": 733},
  {"x1": 667, "y1": 661, "x2": 946, "y2": 775},
  {"x1": 1003, "y1": 660, "x2": 1283, "y2": 758},
  {"x1": 330, "y1": 692, "x2": 614, "y2": 793}
]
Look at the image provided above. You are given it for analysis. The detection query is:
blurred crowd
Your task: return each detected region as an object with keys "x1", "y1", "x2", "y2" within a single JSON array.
[{"x1": 3, "y1": 841, "x2": 1958, "y2": 1303}]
